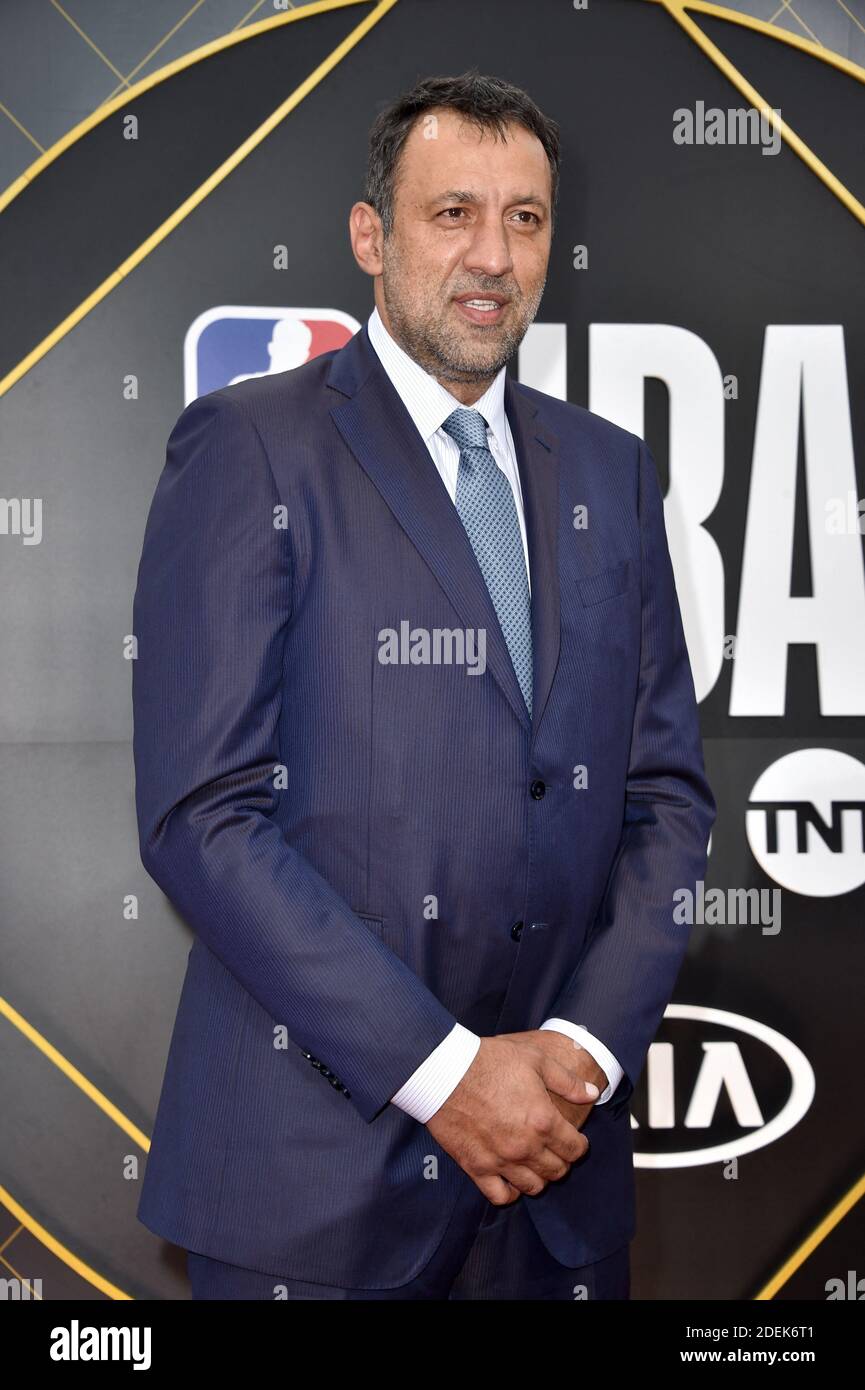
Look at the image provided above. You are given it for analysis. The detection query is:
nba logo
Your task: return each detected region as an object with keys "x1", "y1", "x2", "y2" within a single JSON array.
[{"x1": 183, "y1": 306, "x2": 361, "y2": 403}]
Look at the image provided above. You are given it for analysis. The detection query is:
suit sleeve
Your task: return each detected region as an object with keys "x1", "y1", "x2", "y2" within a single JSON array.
[
  {"x1": 547, "y1": 436, "x2": 716, "y2": 1114},
  {"x1": 132, "y1": 391, "x2": 458, "y2": 1122}
]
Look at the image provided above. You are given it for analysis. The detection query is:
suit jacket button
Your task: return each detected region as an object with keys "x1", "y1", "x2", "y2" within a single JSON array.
[
  {"x1": 530, "y1": 779, "x2": 546, "y2": 800},
  {"x1": 510, "y1": 920, "x2": 524, "y2": 942}
]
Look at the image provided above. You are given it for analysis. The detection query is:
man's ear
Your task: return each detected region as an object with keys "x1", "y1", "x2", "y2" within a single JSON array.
[{"x1": 349, "y1": 201, "x2": 384, "y2": 277}]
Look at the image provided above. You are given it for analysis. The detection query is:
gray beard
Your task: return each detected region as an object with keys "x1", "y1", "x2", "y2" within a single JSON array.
[{"x1": 382, "y1": 279, "x2": 544, "y2": 386}]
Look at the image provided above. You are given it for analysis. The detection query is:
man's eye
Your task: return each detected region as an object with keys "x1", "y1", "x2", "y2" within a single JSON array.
[{"x1": 437, "y1": 207, "x2": 539, "y2": 225}]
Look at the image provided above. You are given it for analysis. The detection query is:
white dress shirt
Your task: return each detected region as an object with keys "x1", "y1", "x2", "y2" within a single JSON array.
[{"x1": 365, "y1": 305, "x2": 624, "y2": 1122}]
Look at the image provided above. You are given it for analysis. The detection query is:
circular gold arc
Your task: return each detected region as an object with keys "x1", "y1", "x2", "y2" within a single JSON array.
[{"x1": 0, "y1": 0, "x2": 373, "y2": 214}]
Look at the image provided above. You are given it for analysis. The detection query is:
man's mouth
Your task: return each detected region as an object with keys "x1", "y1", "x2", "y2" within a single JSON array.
[{"x1": 453, "y1": 294, "x2": 509, "y2": 325}]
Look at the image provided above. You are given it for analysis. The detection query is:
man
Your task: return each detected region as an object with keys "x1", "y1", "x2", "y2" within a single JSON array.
[{"x1": 133, "y1": 71, "x2": 716, "y2": 1300}]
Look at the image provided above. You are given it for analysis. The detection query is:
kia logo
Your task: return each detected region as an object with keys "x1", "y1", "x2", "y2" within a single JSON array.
[{"x1": 632, "y1": 1005, "x2": 815, "y2": 1169}]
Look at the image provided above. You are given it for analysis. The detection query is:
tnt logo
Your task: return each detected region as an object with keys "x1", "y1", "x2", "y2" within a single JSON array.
[
  {"x1": 183, "y1": 305, "x2": 360, "y2": 403},
  {"x1": 746, "y1": 750, "x2": 865, "y2": 896}
]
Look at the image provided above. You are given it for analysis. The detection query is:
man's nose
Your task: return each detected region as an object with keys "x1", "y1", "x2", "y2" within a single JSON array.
[{"x1": 463, "y1": 216, "x2": 514, "y2": 278}]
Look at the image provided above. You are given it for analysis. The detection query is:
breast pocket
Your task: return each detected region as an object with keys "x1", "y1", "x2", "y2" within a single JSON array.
[{"x1": 577, "y1": 558, "x2": 632, "y2": 607}]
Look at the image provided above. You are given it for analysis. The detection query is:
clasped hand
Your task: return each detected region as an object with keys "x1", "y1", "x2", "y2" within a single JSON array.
[{"x1": 425, "y1": 1029, "x2": 608, "y2": 1206}]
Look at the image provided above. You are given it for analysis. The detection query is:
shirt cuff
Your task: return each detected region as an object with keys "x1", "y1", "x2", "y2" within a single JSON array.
[
  {"x1": 389, "y1": 1023, "x2": 481, "y2": 1123},
  {"x1": 539, "y1": 1019, "x2": 624, "y2": 1104}
]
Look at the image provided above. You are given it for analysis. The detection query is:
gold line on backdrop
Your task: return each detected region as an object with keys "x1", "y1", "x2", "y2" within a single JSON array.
[
  {"x1": 0, "y1": 1180, "x2": 132, "y2": 1300},
  {"x1": 0, "y1": 0, "x2": 369, "y2": 213},
  {"x1": 0, "y1": 0, "x2": 396, "y2": 1300},
  {"x1": 656, "y1": 1, "x2": 865, "y2": 228},
  {"x1": 1, "y1": 0, "x2": 863, "y2": 402},
  {"x1": 48, "y1": 0, "x2": 131, "y2": 88},
  {"x1": 755, "y1": 1174, "x2": 865, "y2": 1299},
  {"x1": 100, "y1": 1, "x2": 219, "y2": 103},
  {"x1": 0, "y1": 100, "x2": 45, "y2": 154},
  {"x1": 663, "y1": 0, "x2": 865, "y2": 81},
  {"x1": 0, "y1": 0, "x2": 394, "y2": 398}
]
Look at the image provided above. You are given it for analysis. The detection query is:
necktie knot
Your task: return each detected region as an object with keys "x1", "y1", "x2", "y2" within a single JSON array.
[{"x1": 441, "y1": 407, "x2": 490, "y2": 454}]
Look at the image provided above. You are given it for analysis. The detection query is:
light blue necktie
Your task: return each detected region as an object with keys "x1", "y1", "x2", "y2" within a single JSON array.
[{"x1": 441, "y1": 407, "x2": 533, "y2": 715}]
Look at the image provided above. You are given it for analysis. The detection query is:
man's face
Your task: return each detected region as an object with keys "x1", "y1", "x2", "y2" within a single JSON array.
[{"x1": 376, "y1": 108, "x2": 552, "y2": 394}]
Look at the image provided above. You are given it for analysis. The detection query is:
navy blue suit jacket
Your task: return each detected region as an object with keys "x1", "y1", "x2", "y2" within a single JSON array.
[{"x1": 132, "y1": 321, "x2": 716, "y2": 1286}]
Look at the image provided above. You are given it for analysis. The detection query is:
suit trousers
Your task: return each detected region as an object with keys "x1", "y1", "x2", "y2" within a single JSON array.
[{"x1": 186, "y1": 1183, "x2": 630, "y2": 1301}]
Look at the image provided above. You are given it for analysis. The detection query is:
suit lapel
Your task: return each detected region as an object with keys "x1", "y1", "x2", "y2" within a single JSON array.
[{"x1": 328, "y1": 324, "x2": 560, "y2": 738}]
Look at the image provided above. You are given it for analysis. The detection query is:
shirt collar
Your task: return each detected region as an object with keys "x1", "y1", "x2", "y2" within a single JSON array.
[{"x1": 366, "y1": 304, "x2": 509, "y2": 452}]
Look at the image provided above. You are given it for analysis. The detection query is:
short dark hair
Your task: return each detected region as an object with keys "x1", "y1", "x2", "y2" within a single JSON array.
[{"x1": 365, "y1": 69, "x2": 560, "y2": 239}]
